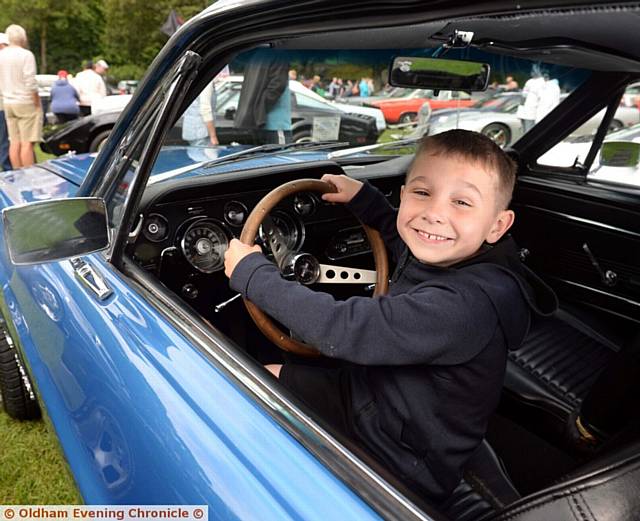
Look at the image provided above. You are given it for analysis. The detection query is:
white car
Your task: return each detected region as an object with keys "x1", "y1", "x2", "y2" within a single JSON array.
[
  {"x1": 539, "y1": 123, "x2": 640, "y2": 188},
  {"x1": 89, "y1": 76, "x2": 387, "y2": 132}
]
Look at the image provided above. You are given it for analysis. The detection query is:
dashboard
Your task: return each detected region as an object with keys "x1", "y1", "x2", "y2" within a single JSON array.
[{"x1": 129, "y1": 162, "x2": 401, "y2": 325}]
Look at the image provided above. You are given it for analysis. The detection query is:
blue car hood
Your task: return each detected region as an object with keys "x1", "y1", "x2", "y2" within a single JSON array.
[{"x1": 0, "y1": 145, "x2": 340, "y2": 208}]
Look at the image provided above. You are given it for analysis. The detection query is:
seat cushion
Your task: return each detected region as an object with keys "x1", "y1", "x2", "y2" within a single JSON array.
[{"x1": 504, "y1": 309, "x2": 618, "y2": 419}]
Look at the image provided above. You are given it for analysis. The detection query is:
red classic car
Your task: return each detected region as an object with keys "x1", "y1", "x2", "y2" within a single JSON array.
[{"x1": 368, "y1": 88, "x2": 477, "y2": 123}]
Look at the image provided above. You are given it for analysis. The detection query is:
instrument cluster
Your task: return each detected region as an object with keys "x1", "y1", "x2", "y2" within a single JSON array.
[{"x1": 137, "y1": 191, "x2": 324, "y2": 275}]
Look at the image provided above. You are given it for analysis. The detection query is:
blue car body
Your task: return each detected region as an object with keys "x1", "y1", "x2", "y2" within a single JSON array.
[
  {"x1": 4, "y1": 1, "x2": 640, "y2": 520},
  {"x1": 0, "y1": 148, "x2": 387, "y2": 517}
]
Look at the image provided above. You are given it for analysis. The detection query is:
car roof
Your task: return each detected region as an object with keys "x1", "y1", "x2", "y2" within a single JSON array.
[{"x1": 274, "y1": 6, "x2": 640, "y2": 72}]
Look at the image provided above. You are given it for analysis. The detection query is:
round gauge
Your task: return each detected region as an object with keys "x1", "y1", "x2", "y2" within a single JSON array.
[
  {"x1": 180, "y1": 220, "x2": 229, "y2": 273},
  {"x1": 293, "y1": 193, "x2": 317, "y2": 217},
  {"x1": 259, "y1": 211, "x2": 304, "y2": 252},
  {"x1": 224, "y1": 201, "x2": 248, "y2": 227},
  {"x1": 143, "y1": 214, "x2": 169, "y2": 242}
]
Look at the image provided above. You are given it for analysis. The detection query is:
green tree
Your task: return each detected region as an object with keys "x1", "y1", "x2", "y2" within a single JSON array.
[{"x1": 0, "y1": 0, "x2": 103, "y2": 74}]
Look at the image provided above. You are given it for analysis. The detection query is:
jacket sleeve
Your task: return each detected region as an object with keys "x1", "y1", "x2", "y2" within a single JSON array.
[
  {"x1": 231, "y1": 253, "x2": 500, "y2": 365},
  {"x1": 263, "y1": 59, "x2": 289, "y2": 111},
  {"x1": 346, "y1": 181, "x2": 404, "y2": 261}
]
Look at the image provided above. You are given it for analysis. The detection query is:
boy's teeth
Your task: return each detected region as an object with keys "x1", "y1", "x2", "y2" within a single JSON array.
[{"x1": 418, "y1": 230, "x2": 449, "y2": 241}]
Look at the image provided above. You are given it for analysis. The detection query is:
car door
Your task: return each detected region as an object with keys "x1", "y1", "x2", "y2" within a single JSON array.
[{"x1": 511, "y1": 73, "x2": 640, "y2": 341}]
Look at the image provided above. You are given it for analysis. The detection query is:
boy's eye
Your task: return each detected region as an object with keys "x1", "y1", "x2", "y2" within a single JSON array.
[
  {"x1": 413, "y1": 189, "x2": 429, "y2": 197},
  {"x1": 454, "y1": 199, "x2": 472, "y2": 207}
]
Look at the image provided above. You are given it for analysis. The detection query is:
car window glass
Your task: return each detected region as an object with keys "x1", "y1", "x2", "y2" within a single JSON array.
[
  {"x1": 538, "y1": 81, "x2": 640, "y2": 174},
  {"x1": 153, "y1": 48, "x2": 590, "y2": 178}
]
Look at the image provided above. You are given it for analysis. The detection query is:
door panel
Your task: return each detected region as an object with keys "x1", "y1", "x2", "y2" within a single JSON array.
[{"x1": 511, "y1": 175, "x2": 640, "y2": 324}]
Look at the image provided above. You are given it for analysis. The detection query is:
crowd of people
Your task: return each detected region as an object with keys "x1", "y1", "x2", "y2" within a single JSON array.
[
  {"x1": 289, "y1": 69, "x2": 377, "y2": 99},
  {"x1": 0, "y1": 23, "x2": 110, "y2": 170}
]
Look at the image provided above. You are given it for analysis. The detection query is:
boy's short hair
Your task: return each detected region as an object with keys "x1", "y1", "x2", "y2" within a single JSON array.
[{"x1": 410, "y1": 130, "x2": 517, "y2": 209}]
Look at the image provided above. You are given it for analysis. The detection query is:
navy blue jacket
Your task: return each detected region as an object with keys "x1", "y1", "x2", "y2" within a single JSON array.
[{"x1": 231, "y1": 181, "x2": 558, "y2": 501}]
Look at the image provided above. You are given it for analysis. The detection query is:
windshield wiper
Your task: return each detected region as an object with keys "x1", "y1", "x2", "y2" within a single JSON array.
[
  {"x1": 148, "y1": 141, "x2": 350, "y2": 185},
  {"x1": 201, "y1": 140, "x2": 350, "y2": 169},
  {"x1": 327, "y1": 137, "x2": 421, "y2": 159}
]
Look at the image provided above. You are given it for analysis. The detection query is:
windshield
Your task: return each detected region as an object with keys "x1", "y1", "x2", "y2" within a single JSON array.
[{"x1": 156, "y1": 47, "x2": 592, "y2": 172}]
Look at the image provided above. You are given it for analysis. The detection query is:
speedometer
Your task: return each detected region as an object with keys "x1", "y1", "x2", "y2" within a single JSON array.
[{"x1": 180, "y1": 220, "x2": 229, "y2": 273}]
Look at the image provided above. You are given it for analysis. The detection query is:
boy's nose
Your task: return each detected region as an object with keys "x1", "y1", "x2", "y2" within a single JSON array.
[{"x1": 421, "y1": 201, "x2": 447, "y2": 224}]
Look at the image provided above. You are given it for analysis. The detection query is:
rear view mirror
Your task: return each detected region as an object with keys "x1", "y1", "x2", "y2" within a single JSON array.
[
  {"x1": 389, "y1": 56, "x2": 490, "y2": 91},
  {"x1": 2, "y1": 197, "x2": 110, "y2": 265},
  {"x1": 599, "y1": 141, "x2": 640, "y2": 168}
]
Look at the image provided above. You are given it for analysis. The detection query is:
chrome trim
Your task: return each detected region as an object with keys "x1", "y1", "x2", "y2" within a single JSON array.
[
  {"x1": 522, "y1": 205, "x2": 640, "y2": 240},
  {"x1": 317, "y1": 264, "x2": 377, "y2": 284},
  {"x1": 554, "y1": 278, "x2": 640, "y2": 309},
  {"x1": 122, "y1": 257, "x2": 434, "y2": 521},
  {"x1": 70, "y1": 257, "x2": 113, "y2": 300}
]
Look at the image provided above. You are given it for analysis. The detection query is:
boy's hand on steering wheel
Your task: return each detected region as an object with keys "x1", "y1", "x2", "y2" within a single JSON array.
[
  {"x1": 224, "y1": 238, "x2": 262, "y2": 278},
  {"x1": 321, "y1": 174, "x2": 363, "y2": 204}
]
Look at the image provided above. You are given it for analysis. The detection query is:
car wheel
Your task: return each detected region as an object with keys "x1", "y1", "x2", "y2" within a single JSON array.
[
  {"x1": 0, "y1": 321, "x2": 40, "y2": 420},
  {"x1": 481, "y1": 123, "x2": 511, "y2": 147},
  {"x1": 89, "y1": 130, "x2": 112, "y2": 153},
  {"x1": 292, "y1": 130, "x2": 313, "y2": 143},
  {"x1": 608, "y1": 119, "x2": 623, "y2": 133},
  {"x1": 398, "y1": 112, "x2": 417, "y2": 124}
]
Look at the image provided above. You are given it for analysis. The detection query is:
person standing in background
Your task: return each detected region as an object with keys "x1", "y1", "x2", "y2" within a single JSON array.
[
  {"x1": 516, "y1": 66, "x2": 545, "y2": 133},
  {"x1": 73, "y1": 59, "x2": 108, "y2": 116},
  {"x1": 358, "y1": 77, "x2": 370, "y2": 97},
  {"x1": 50, "y1": 70, "x2": 80, "y2": 123},
  {"x1": 0, "y1": 25, "x2": 42, "y2": 168},
  {"x1": 235, "y1": 49, "x2": 291, "y2": 144},
  {"x1": 0, "y1": 32, "x2": 12, "y2": 171},
  {"x1": 182, "y1": 81, "x2": 218, "y2": 146}
]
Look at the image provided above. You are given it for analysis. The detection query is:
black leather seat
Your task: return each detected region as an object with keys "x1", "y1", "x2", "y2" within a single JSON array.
[
  {"x1": 445, "y1": 437, "x2": 640, "y2": 521},
  {"x1": 443, "y1": 441, "x2": 521, "y2": 521},
  {"x1": 503, "y1": 309, "x2": 619, "y2": 424},
  {"x1": 493, "y1": 439, "x2": 640, "y2": 520}
]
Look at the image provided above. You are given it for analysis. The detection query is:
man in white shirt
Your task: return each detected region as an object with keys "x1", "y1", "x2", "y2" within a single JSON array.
[
  {"x1": 73, "y1": 59, "x2": 108, "y2": 116},
  {"x1": 0, "y1": 24, "x2": 42, "y2": 168},
  {"x1": 516, "y1": 66, "x2": 546, "y2": 133}
]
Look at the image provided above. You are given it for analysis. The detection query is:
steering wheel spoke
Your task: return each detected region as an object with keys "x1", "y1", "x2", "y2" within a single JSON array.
[
  {"x1": 239, "y1": 178, "x2": 388, "y2": 356},
  {"x1": 317, "y1": 264, "x2": 377, "y2": 284}
]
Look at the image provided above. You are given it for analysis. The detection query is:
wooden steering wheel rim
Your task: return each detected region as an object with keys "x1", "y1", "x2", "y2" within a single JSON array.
[{"x1": 239, "y1": 178, "x2": 389, "y2": 356}]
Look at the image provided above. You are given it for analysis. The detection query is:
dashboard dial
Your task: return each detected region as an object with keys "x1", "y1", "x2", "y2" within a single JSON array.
[
  {"x1": 293, "y1": 193, "x2": 317, "y2": 217},
  {"x1": 258, "y1": 211, "x2": 304, "y2": 252},
  {"x1": 181, "y1": 219, "x2": 229, "y2": 273},
  {"x1": 224, "y1": 201, "x2": 248, "y2": 227},
  {"x1": 143, "y1": 214, "x2": 168, "y2": 242}
]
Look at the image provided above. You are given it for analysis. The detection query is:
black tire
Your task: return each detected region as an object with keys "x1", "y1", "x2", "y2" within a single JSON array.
[
  {"x1": 0, "y1": 321, "x2": 41, "y2": 420},
  {"x1": 292, "y1": 130, "x2": 312, "y2": 143},
  {"x1": 481, "y1": 123, "x2": 511, "y2": 147},
  {"x1": 608, "y1": 119, "x2": 623, "y2": 133},
  {"x1": 398, "y1": 112, "x2": 417, "y2": 124},
  {"x1": 89, "y1": 129, "x2": 112, "y2": 153}
]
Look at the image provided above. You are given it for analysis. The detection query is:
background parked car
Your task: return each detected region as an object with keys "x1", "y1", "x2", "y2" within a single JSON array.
[
  {"x1": 41, "y1": 77, "x2": 379, "y2": 155},
  {"x1": 422, "y1": 91, "x2": 640, "y2": 146},
  {"x1": 539, "y1": 122, "x2": 640, "y2": 188},
  {"x1": 368, "y1": 88, "x2": 478, "y2": 124}
]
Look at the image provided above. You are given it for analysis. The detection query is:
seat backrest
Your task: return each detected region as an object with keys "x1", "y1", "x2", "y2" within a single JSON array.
[
  {"x1": 492, "y1": 439, "x2": 640, "y2": 521},
  {"x1": 442, "y1": 440, "x2": 521, "y2": 521}
]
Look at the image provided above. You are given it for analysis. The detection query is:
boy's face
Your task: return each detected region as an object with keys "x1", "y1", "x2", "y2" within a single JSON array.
[{"x1": 397, "y1": 152, "x2": 515, "y2": 267}]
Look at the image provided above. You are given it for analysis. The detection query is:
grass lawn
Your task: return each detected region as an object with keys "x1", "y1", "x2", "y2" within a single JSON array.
[
  {"x1": 35, "y1": 148, "x2": 56, "y2": 164},
  {"x1": 0, "y1": 411, "x2": 81, "y2": 504}
]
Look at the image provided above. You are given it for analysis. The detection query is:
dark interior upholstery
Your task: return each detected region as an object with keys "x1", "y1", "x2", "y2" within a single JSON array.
[{"x1": 503, "y1": 308, "x2": 619, "y2": 423}]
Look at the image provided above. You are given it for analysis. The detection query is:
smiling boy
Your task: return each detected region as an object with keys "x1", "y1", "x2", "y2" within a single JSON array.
[{"x1": 224, "y1": 129, "x2": 556, "y2": 502}]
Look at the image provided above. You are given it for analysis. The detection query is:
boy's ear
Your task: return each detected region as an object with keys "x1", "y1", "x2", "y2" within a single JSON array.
[
  {"x1": 400, "y1": 185, "x2": 405, "y2": 200},
  {"x1": 485, "y1": 209, "x2": 515, "y2": 244}
]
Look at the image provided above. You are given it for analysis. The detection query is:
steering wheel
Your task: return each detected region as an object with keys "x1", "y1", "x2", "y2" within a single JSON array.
[{"x1": 239, "y1": 179, "x2": 389, "y2": 356}]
